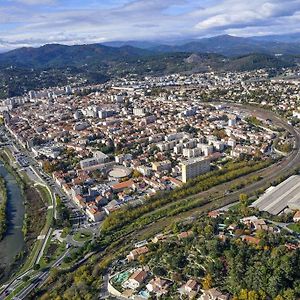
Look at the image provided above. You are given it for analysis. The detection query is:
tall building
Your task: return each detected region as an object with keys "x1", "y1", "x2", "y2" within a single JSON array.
[
  {"x1": 28, "y1": 90, "x2": 36, "y2": 101},
  {"x1": 98, "y1": 110, "x2": 115, "y2": 119},
  {"x1": 181, "y1": 157, "x2": 211, "y2": 183},
  {"x1": 133, "y1": 107, "x2": 146, "y2": 116}
]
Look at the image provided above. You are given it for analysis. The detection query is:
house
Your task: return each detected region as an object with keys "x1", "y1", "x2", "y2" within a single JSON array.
[
  {"x1": 199, "y1": 288, "x2": 229, "y2": 300},
  {"x1": 146, "y1": 277, "x2": 171, "y2": 297},
  {"x1": 242, "y1": 235, "x2": 261, "y2": 246},
  {"x1": 112, "y1": 179, "x2": 135, "y2": 193},
  {"x1": 178, "y1": 231, "x2": 194, "y2": 240},
  {"x1": 86, "y1": 206, "x2": 105, "y2": 222},
  {"x1": 240, "y1": 216, "x2": 258, "y2": 228},
  {"x1": 123, "y1": 269, "x2": 148, "y2": 290},
  {"x1": 178, "y1": 279, "x2": 199, "y2": 298},
  {"x1": 208, "y1": 210, "x2": 223, "y2": 218},
  {"x1": 228, "y1": 223, "x2": 237, "y2": 231},
  {"x1": 293, "y1": 211, "x2": 300, "y2": 222},
  {"x1": 285, "y1": 242, "x2": 300, "y2": 251},
  {"x1": 167, "y1": 177, "x2": 183, "y2": 187},
  {"x1": 126, "y1": 246, "x2": 149, "y2": 261},
  {"x1": 152, "y1": 233, "x2": 167, "y2": 243}
]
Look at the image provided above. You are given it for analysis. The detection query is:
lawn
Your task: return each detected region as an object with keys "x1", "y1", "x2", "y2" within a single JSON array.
[
  {"x1": 287, "y1": 223, "x2": 300, "y2": 233},
  {"x1": 73, "y1": 231, "x2": 92, "y2": 242}
]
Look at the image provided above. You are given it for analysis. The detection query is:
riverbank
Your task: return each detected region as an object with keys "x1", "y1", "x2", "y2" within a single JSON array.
[
  {"x1": 0, "y1": 150, "x2": 47, "y2": 281},
  {"x1": 0, "y1": 176, "x2": 7, "y2": 240},
  {"x1": 0, "y1": 164, "x2": 25, "y2": 284}
]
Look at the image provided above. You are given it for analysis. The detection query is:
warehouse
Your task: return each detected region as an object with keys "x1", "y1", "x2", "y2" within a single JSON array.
[{"x1": 251, "y1": 175, "x2": 300, "y2": 215}]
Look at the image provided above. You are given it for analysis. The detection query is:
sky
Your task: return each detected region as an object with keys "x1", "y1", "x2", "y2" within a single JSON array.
[{"x1": 0, "y1": 0, "x2": 300, "y2": 51}]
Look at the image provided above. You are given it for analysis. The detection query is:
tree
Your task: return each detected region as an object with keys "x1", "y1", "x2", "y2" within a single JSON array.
[
  {"x1": 282, "y1": 289, "x2": 296, "y2": 300},
  {"x1": 248, "y1": 290, "x2": 259, "y2": 300},
  {"x1": 132, "y1": 170, "x2": 142, "y2": 178},
  {"x1": 239, "y1": 289, "x2": 249, "y2": 300},
  {"x1": 239, "y1": 193, "x2": 248, "y2": 205},
  {"x1": 202, "y1": 274, "x2": 213, "y2": 290},
  {"x1": 204, "y1": 224, "x2": 214, "y2": 238}
]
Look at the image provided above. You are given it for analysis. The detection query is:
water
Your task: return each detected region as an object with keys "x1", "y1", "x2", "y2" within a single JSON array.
[{"x1": 0, "y1": 164, "x2": 25, "y2": 283}]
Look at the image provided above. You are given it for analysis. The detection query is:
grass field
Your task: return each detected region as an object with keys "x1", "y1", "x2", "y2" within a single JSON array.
[
  {"x1": 287, "y1": 223, "x2": 300, "y2": 233},
  {"x1": 73, "y1": 231, "x2": 92, "y2": 242}
]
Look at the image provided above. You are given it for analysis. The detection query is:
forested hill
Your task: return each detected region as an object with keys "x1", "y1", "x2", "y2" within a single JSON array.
[{"x1": 0, "y1": 42, "x2": 298, "y2": 99}]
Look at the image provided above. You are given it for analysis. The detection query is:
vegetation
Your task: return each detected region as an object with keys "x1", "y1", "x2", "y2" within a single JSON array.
[
  {"x1": 73, "y1": 231, "x2": 92, "y2": 242},
  {"x1": 274, "y1": 141, "x2": 293, "y2": 153},
  {"x1": 287, "y1": 223, "x2": 300, "y2": 234},
  {"x1": 140, "y1": 220, "x2": 300, "y2": 300},
  {"x1": 245, "y1": 116, "x2": 263, "y2": 127},
  {"x1": 0, "y1": 176, "x2": 7, "y2": 240},
  {"x1": 0, "y1": 43, "x2": 296, "y2": 98}
]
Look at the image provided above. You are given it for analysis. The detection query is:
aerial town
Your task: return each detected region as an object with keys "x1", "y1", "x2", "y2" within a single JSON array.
[
  {"x1": 2, "y1": 0, "x2": 300, "y2": 298},
  {"x1": 0, "y1": 66, "x2": 300, "y2": 300},
  {"x1": 1, "y1": 68, "x2": 299, "y2": 223}
]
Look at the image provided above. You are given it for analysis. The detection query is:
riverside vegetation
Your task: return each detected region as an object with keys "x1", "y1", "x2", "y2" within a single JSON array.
[{"x1": 0, "y1": 175, "x2": 7, "y2": 240}]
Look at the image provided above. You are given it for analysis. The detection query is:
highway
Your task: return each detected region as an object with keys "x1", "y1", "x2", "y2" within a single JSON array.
[{"x1": 13, "y1": 250, "x2": 70, "y2": 300}]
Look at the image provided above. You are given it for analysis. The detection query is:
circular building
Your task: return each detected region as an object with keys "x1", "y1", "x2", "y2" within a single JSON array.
[{"x1": 108, "y1": 166, "x2": 132, "y2": 180}]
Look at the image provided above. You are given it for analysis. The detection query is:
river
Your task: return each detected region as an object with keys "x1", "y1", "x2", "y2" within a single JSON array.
[{"x1": 0, "y1": 163, "x2": 25, "y2": 283}]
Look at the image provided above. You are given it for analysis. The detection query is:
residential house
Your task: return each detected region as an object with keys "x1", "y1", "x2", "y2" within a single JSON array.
[
  {"x1": 293, "y1": 211, "x2": 300, "y2": 222},
  {"x1": 127, "y1": 246, "x2": 149, "y2": 261},
  {"x1": 199, "y1": 288, "x2": 229, "y2": 300},
  {"x1": 122, "y1": 269, "x2": 148, "y2": 290},
  {"x1": 146, "y1": 277, "x2": 171, "y2": 297}
]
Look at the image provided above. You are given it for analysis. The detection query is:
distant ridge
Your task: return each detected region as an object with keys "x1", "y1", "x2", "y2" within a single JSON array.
[{"x1": 97, "y1": 34, "x2": 300, "y2": 57}]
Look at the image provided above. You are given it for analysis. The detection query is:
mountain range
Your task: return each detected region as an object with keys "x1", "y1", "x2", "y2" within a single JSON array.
[
  {"x1": 0, "y1": 34, "x2": 299, "y2": 99},
  {"x1": 1, "y1": 34, "x2": 300, "y2": 69},
  {"x1": 102, "y1": 35, "x2": 300, "y2": 57}
]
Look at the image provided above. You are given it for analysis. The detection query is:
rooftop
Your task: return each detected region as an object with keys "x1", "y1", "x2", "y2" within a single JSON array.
[{"x1": 251, "y1": 175, "x2": 300, "y2": 215}]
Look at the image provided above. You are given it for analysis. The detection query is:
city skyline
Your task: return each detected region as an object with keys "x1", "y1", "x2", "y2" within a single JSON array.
[{"x1": 1, "y1": 0, "x2": 300, "y2": 51}]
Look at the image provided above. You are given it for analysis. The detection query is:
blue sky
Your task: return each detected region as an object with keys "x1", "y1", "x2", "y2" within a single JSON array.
[{"x1": 0, "y1": 0, "x2": 300, "y2": 51}]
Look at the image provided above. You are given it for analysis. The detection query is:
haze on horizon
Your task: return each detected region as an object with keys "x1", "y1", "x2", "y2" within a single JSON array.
[{"x1": 1, "y1": 0, "x2": 300, "y2": 52}]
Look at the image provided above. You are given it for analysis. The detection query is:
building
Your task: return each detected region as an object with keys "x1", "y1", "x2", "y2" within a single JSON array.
[
  {"x1": 178, "y1": 279, "x2": 199, "y2": 298},
  {"x1": 251, "y1": 175, "x2": 300, "y2": 215},
  {"x1": 122, "y1": 270, "x2": 148, "y2": 290},
  {"x1": 293, "y1": 211, "x2": 300, "y2": 222},
  {"x1": 126, "y1": 246, "x2": 149, "y2": 261},
  {"x1": 146, "y1": 277, "x2": 171, "y2": 297},
  {"x1": 86, "y1": 207, "x2": 105, "y2": 222},
  {"x1": 98, "y1": 110, "x2": 115, "y2": 119},
  {"x1": 80, "y1": 151, "x2": 109, "y2": 170},
  {"x1": 228, "y1": 114, "x2": 237, "y2": 126},
  {"x1": 133, "y1": 107, "x2": 146, "y2": 116},
  {"x1": 152, "y1": 160, "x2": 172, "y2": 172},
  {"x1": 181, "y1": 157, "x2": 211, "y2": 183},
  {"x1": 199, "y1": 288, "x2": 229, "y2": 300}
]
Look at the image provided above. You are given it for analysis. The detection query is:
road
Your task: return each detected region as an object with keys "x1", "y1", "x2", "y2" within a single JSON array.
[
  {"x1": 3, "y1": 127, "x2": 86, "y2": 223},
  {"x1": 3, "y1": 103, "x2": 300, "y2": 299},
  {"x1": 13, "y1": 250, "x2": 70, "y2": 300},
  {"x1": 0, "y1": 126, "x2": 89, "y2": 300}
]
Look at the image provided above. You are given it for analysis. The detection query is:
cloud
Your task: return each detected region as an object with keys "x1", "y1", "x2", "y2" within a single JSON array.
[
  {"x1": 0, "y1": 0, "x2": 300, "y2": 51},
  {"x1": 194, "y1": 0, "x2": 300, "y2": 32},
  {"x1": 12, "y1": 0, "x2": 56, "y2": 4}
]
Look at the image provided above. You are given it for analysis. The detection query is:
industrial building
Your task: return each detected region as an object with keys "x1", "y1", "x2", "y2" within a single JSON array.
[{"x1": 251, "y1": 175, "x2": 300, "y2": 215}]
